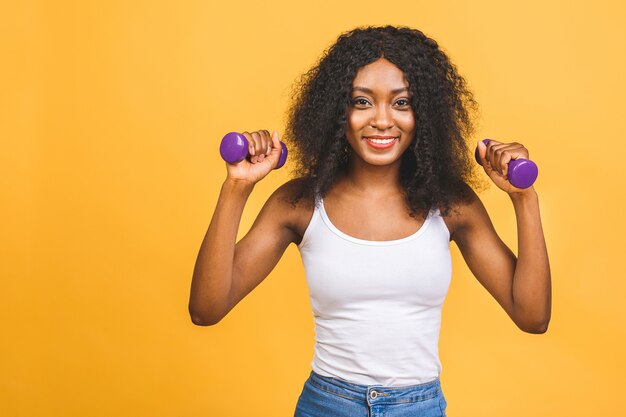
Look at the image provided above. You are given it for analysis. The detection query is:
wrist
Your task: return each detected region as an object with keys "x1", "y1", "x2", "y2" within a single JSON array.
[
  {"x1": 223, "y1": 177, "x2": 255, "y2": 194},
  {"x1": 508, "y1": 186, "x2": 538, "y2": 203}
]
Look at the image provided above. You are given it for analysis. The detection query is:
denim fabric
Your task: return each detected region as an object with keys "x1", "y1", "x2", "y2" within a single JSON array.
[{"x1": 294, "y1": 370, "x2": 448, "y2": 417}]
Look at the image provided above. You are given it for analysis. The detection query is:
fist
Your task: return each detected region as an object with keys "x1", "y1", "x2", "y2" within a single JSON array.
[
  {"x1": 476, "y1": 139, "x2": 533, "y2": 194},
  {"x1": 225, "y1": 130, "x2": 282, "y2": 185}
]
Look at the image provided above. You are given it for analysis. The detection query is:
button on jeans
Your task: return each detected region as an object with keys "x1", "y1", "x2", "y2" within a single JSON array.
[{"x1": 294, "y1": 370, "x2": 448, "y2": 417}]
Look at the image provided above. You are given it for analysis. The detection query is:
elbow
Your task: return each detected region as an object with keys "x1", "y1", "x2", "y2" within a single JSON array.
[
  {"x1": 190, "y1": 314, "x2": 219, "y2": 326},
  {"x1": 514, "y1": 301, "x2": 551, "y2": 334},
  {"x1": 189, "y1": 307, "x2": 223, "y2": 327},
  {"x1": 189, "y1": 294, "x2": 231, "y2": 326},
  {"x1": 519, "y1": 319, "x2": 550, "y2": 334}
]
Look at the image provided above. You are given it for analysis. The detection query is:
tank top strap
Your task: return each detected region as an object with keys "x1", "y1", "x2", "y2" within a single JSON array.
[{"x1": 297, "y1": 197, "x2": 322, "y2": 250}]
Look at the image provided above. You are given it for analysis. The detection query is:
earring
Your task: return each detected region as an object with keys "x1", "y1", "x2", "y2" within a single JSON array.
[{"x1": 341, "y1": 142, "x2": 350, "y2": 161}]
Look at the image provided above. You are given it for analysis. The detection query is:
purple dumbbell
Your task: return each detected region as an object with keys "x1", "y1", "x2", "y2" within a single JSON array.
[
  {"x1": 219, "y1": 131, "x2": 288, "y2": 169},
  {"x1": 475, "y1": 138, "x2": 538, "y2": 189}
]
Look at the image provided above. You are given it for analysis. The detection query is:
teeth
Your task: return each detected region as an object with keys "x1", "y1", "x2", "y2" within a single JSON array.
[{"x1": 366, "y1": 137, "x2": 396, "y2": 144}]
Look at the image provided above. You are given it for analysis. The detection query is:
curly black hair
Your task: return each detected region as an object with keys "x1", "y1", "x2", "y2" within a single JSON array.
[{"x1": 284, "y1": 25, "x2": 486, "y2": 218}]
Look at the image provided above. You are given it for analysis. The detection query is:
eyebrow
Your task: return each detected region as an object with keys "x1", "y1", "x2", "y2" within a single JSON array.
[{"x1": 352, "y1": 86, "x2": 410, "y2": 94}]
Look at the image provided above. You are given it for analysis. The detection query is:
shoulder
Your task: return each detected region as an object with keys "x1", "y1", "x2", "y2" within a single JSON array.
[
  {"x1": 439, "y1": 182, "x2": 488, "y2": 242},
  {"x1": 266, "y1": 177, "x2": 315, "y2": 243},
  {"x1": 268, "y1": 177, "x2": 313, "y2": 209}
]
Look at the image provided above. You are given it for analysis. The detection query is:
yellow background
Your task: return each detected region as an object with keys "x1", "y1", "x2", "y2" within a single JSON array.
[{"x1": 2, "y1": 0, "x2": 625, "y2": 415}]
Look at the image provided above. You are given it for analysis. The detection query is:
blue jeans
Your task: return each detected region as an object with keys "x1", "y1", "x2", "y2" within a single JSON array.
[{"x1": 294, "y1": 370, "x2": 448, "y2": 417}]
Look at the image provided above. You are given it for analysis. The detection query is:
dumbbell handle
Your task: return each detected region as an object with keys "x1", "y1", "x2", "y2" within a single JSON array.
[
  {"x1": 220, "y1": 131, "x2": 288, "y2": 169},
  {"x1": 475, "y1": 138, "x2": 538, "y2": 189}
]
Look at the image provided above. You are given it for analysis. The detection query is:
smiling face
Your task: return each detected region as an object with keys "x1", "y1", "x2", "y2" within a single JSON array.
[{"x1": 345, "y1": 57, "x2": 415, "y2": 167}]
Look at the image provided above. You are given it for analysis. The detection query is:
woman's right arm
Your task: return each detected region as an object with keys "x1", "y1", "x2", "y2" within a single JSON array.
[{"x1": 188, "y1": 130, "x2": 298, "y2": 326}]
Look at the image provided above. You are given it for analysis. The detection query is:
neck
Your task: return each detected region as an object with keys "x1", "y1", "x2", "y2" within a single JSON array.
[{"x1": 340, "y1": 155, "x2": 404, "y2": 198}]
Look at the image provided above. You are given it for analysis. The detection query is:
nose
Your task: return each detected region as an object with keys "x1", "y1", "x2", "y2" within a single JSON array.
[{"x1": 370, "y1": 104, "x2": 394, "y2": 130}]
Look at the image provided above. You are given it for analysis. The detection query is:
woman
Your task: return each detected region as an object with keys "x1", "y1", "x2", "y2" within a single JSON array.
[{"x1": 189, "y1": 25, "x2": 551, "y2": 417}]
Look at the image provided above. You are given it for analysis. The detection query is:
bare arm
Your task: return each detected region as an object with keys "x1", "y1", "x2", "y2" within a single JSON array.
[
  {"x1": 452, "y1": 187, "x2": 551, "y2": 333},
  {"x1": 509, "y1": 190, "x2": 551, "y2": 331},
  {"x1": 188, "y1": 178, "x2": 252, "y2": 325},
  {"x1": 188, "y1": 130, "x2": 296, "y2": 326},
  {"x1": 453, "y1": 140, "x2": 552, "y2": 333}
]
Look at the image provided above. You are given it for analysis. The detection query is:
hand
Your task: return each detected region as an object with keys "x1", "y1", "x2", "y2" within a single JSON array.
[
  {"x1": 476, "y1": 139, "x2": 535, "y2": 195},
  {"x1": 225, "y1": 130, "x2": 282, "y2": 185}
]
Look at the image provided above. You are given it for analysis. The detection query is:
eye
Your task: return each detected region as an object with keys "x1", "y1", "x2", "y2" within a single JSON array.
[
  {"x1": 352, "y1": 98, "x2": 370, "y2": 107},
  {"x1": 395, "y1": 98, "x2": 410, "y2": 107}
]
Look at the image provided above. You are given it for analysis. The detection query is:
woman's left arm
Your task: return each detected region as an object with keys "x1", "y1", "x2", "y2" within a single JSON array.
[{"x1": 452, "y1": 140, "x2": 551, "y2": 334}]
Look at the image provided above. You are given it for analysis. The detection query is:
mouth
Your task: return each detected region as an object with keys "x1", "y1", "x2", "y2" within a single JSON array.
[{"x1": 362, "y1": 136, "x2": 399, "y2": 150}]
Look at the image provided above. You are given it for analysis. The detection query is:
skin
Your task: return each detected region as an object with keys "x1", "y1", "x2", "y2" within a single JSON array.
[{"x1": 189, "y1": 57, "x2": 551, "y2": 334}]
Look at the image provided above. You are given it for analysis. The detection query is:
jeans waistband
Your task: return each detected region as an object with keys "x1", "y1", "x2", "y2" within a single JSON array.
[{"x1": 308, "y1": 370, "x2": 442, "y2": 404}]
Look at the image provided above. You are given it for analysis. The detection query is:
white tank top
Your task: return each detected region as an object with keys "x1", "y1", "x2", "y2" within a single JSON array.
[{"x1": 297, "y1": 197, "x2": 452, "y2": 387}]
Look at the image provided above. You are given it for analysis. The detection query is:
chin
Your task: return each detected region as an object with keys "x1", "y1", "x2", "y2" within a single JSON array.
[{"x1": 361, "y1": 153, "x2": 403, "y2": 166}]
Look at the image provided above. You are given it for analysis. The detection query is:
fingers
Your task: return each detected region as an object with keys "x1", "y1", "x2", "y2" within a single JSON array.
[
  {"x1": 242, "y1": 130, "x2": 278, "y2": 164},
  {"x1": 477, "y1": 140, "x2": 490, "y2": 166},
  {"x1": 269, "y1": 130, "x2": 281, "y2": 168},
  {"x1": 481, "y1": 140, "x2": 529, "y2": 178},
  {"x1": 271, "y1": 130, "x2": 280, "y2": 151}
]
